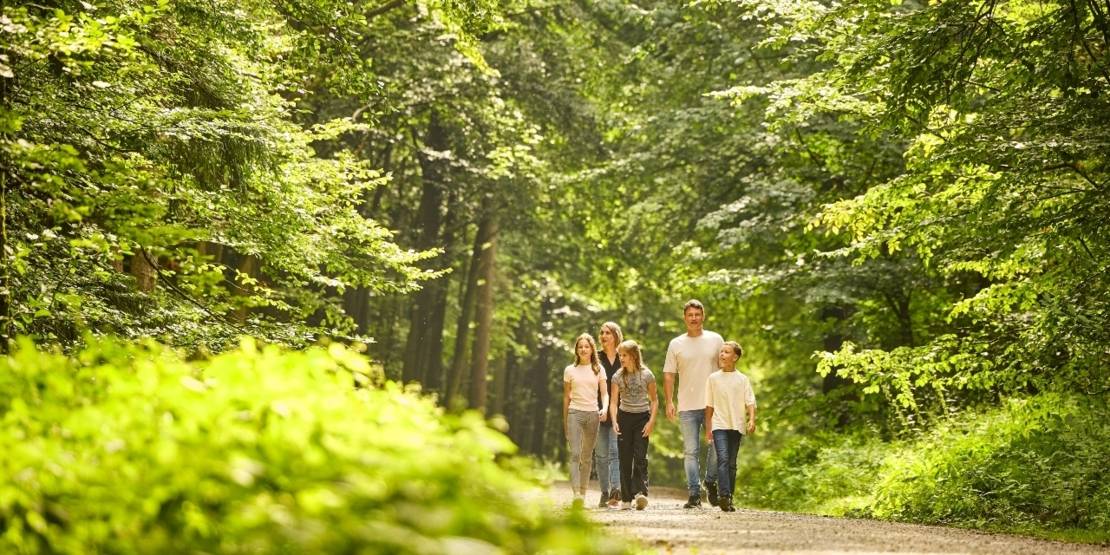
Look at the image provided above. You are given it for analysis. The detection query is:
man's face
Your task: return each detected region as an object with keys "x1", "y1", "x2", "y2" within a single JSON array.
[{"x1": 684, "y1": 307, "x2": 704, "y2": 332}]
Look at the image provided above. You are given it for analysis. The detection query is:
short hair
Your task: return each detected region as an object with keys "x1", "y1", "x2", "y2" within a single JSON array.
[
  {"x1": 683, "y1": 299, "x2": 705, "y2": 314},
  {"x1": 723, "y1": 340, "x2": 744, "y2": 359}
]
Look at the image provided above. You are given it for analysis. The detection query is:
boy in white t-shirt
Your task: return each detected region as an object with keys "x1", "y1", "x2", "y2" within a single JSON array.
[{"x1": 704, "y1": 340, "x2": 757, "y2": 512}]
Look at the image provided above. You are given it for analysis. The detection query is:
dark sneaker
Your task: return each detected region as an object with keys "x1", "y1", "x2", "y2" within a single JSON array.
[
  {"x1": 707, "y1": 481, "x2": 718, "y2": 507},
  {"x1": 718, "y1": 496, "x2": 732, "y2": 512},
  {"x1": 683, "y1": 495, "x2": 701, "y2": 508},
  {"x1": 598, "y1": 490, "x2": 609, "y2": 508},
  {"x1": 607, "y1": 489, "x2": 621, "y2": 509}
]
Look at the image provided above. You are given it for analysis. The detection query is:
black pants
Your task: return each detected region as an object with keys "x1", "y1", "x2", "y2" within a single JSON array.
[{"x1": 617, "y1": 409, "x2": 650, "y2": 502}]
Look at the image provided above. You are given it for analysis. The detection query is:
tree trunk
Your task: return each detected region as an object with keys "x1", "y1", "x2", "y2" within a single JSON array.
[
  {"x1": 467, "y1": 213, "x2": 499, "y2": 412},
  {"x1": 131, "y1": 251, "x2": 157, "y2": 292},
  {"x1": 446, "y1": 219, "x2": 491, "y2": 404},
  {"x1": 0, "y1": 169, "x2": 9, "y2": 352},
  {"x1": 489, "y1": 355, "x2": 508, "y2": 417},
  {"x1": 526, "y1": 296, "x2": 555, "y2": 455},
  {"x1": 401, "y1": 111, "x2": 449, "y2": 384}
]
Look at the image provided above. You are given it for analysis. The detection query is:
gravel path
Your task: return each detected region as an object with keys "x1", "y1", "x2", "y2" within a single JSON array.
[{"x1": 549, "y1": 482, "x2": 1110, "y2": 554}]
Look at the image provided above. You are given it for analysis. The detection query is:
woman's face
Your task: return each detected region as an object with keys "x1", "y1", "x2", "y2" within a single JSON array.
[
  {"x1": 576, "y1": 339, "x2": 594, "y2": 364},
  {"x1": 718, "y1": 345, "x2": 739, "y2": 367},
  {"x1": 617, "y1": 350, "x2": 632, "y2": 368},
  {"x1": 599, "y1": 326, "x2": 615, "y2": 348}
]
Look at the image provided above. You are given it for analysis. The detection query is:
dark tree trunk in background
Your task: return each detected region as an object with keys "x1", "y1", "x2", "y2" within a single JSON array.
[
  {"x1": 468, "y1": 213, "x2": 499, "y2": 412},
  {"x1": 402, "y1": 111, "x2": 449, "y2": 384},
  {"x1": 447, "y1": 218, "x2": 491, "y2": 404},
  {"x1": 526, "y1": 296, "x2": 555, "y2": 455}
]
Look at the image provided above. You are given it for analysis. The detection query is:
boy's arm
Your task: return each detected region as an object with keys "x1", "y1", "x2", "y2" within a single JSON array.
[
  {"x1": 704, "y1": 406, "x2": 715, "y2": 443},
  {"x1": 746, "y1": 404, "x2": 756, "y2": 435}
]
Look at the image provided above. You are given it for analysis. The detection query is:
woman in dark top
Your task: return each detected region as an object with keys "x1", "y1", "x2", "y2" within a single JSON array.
[{"x1": 594, "y1": 321, "x2": 624, "y2": 508}]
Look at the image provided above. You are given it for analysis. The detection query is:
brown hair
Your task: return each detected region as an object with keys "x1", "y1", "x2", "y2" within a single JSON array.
[
  {"x1": 683, "y1": 299, "x2": 705, "y2": 314},
  {"x1": 617, "y1": 339, "x2": 646, "y2": 389},
  {"x1": 600, "y1": 321, "x2": 624, "y2": 347},
  {"x1": 723, "y1": 340, "x2": 744, "y2": 360},
  {"x1": 572, "y1": 333, "x2": 601, "y2": 375}
]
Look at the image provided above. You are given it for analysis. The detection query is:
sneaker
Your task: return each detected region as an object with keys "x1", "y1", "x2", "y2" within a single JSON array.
[
  {"x1": 683, "y1": 495, "x2": 701, "y2": 508},
  {"x1": 718, "y1": 496, "x2": 732, "y2": 512},
  {"x1": 620, "y1": 501, "x2": 632, "y2": 510},
  {"x1": 607, "y1": 489, "x2": 621, "y2": 509},
  {"x1": 634, "y1": 493, "x2": 648, "y2": 510},
  {"x1": 707, "y1": 481, "x2": 719, "y2": 507},
  {"x1": 598, "y1": 490, "x2": 609, "y2": 508}
]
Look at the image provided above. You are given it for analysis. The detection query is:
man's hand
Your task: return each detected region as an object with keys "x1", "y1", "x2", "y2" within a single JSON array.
[
  {"x1": 666, "y1": 402, "x2": 677, "y2": 421},
  {"x1": 599, "y1": 410, "x2": 608, "y2": 422},
  {"x1": 705, "y1": 427, "x2": 712, "y2": 444}
]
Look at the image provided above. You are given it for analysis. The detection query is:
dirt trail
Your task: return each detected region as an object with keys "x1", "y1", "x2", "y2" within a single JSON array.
[{"x1": 548, "y1": 482, "x2": 1110, "y2": 554}]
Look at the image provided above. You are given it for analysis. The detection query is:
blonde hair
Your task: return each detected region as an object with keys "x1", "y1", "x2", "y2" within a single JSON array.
[
  {"x1": 600, "y1": 321, "x2": 624, "y2": 347},
  {"x1": 617, "y1": 339, "x2": 646, "y2": 388},
  {"x1": 723, "y1": 340, "x2": 744, "y2": 360},
  {"x1": 572, "y1": 333, "x2": 602, "y2": 375}
]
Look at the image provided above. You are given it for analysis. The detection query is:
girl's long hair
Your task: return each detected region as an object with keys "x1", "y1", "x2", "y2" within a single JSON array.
[
  {"x1": 617, "y1": 339, "x2": 645, "y2": 388},
  {"x1": 572, "y1": 333, "x2": 602, "y2": 376}
]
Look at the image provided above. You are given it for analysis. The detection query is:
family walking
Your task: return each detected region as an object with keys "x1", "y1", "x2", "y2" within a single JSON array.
[{"x1": 562, "y1": 300, "x2": 758, "y2": 512}]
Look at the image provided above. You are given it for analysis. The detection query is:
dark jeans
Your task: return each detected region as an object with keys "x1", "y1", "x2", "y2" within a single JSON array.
[
  {"x1": 713, "y1": 429, "x2": 743, "y2": 498},
  {"x1": 617, "y1": 409, "x2": 651, "y2": 502}
]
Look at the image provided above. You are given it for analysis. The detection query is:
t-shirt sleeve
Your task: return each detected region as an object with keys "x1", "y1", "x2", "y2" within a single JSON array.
[
  {"x1": 563, "y1": 366, "x2": 572, "y2": 383},
  {"x1": 705, "y1": 377, "x2": 714, "y2": 408},
  {"x1": 663, "y1": 339, "x2": 678, "y2": 374},
  {"x1": 746, "y1": 377, "x2": 757, "y2": 407}
]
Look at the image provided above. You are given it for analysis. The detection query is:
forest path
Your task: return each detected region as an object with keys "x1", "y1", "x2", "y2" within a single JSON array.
[{"x1": 548, "y1": 482, "x2": 1110, "y2": 554}]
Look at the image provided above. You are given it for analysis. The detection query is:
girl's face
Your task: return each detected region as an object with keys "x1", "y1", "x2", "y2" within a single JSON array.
[
  {"x1": 617, "y1": 350, "x2": 632, "y2": 369},
  {"x1": 718, "y1": 345, "x2": 739, "y2": 368},
  {"x1": 599, "y1": 326, "x2": 615, "y2": 348},
  {"x1": 576, "y1": 339, "x2": 594, "y2": 364}
]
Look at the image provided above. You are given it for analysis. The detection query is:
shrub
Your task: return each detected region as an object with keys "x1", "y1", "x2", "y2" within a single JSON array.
[
  {"x1": 0, "y1": 337, "x2": 621, "y2": 554},
  {"x1": 869, "y1": 393, "x2": 1110, "y2": 534}
]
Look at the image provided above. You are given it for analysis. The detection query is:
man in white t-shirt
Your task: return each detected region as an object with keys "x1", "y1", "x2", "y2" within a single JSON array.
[{"x1": 663, "y1": 299, "x2": 724, "y2": 508}]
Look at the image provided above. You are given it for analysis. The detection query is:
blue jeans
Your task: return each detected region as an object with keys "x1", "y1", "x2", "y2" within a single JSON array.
[
  {"x1": 679, "y1": 410, "x2": 717, "y2": 496},
  {"x1": 713, "y1": 429, "x2": 743, "y2": 498},
  {"x1": 593, "y1": 424, "x2": 620, "y2": 493}
]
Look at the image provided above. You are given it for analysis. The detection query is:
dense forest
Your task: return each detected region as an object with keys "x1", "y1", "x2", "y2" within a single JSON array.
[{"x1": 2, "y1": 0, "x2": 1108, "y2": 551}]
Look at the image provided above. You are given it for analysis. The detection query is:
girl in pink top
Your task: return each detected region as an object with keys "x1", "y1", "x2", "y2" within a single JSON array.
[{"x1": 563, "y1": 333, "x2": 609, "y2": 507}]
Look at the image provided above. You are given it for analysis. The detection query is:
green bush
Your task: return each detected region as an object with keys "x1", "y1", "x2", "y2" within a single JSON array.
[
  {"x1": 737, "y1": 430, "x2": 890, "y2": 515},
  {"x1": 739, "y1": 392, "x2": 1109, "y2": 540},
  {"x1": 0, "y1": 338, "x2": 620, "y2": 554},
  {"x1": 870, "y1": 393, "x2": 1110, "y2": 534}
]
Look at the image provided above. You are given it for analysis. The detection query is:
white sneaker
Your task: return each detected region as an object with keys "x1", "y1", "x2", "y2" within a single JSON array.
[
  {"x1": 620, "y1": 501, "x2": 632, "y2": 510},
  {"x1": 635, "y1": 493, "x2": 648, "y2": 510}
]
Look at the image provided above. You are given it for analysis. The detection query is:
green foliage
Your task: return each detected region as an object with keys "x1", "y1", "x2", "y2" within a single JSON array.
[
  {"x1": 737, "y1": 430, "x2": 891, "y2": 516},
  {"x1": 0, "y1": 0, "x2": 436, "y2": 350},
  {"x1": 0, "y1": 337, "x2": 622, "y2": 554},
  {"x1": 871, "y1": 393, "x2": 1110, "y2": 534},
  {"x1": 739, "y1": 392, "x2": 1110, "y2": 540}
]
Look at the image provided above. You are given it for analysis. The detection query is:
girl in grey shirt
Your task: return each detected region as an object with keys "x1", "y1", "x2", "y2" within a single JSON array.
[{"x1": 609, "y1": 340, "x2": 658, "y2": 510}]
